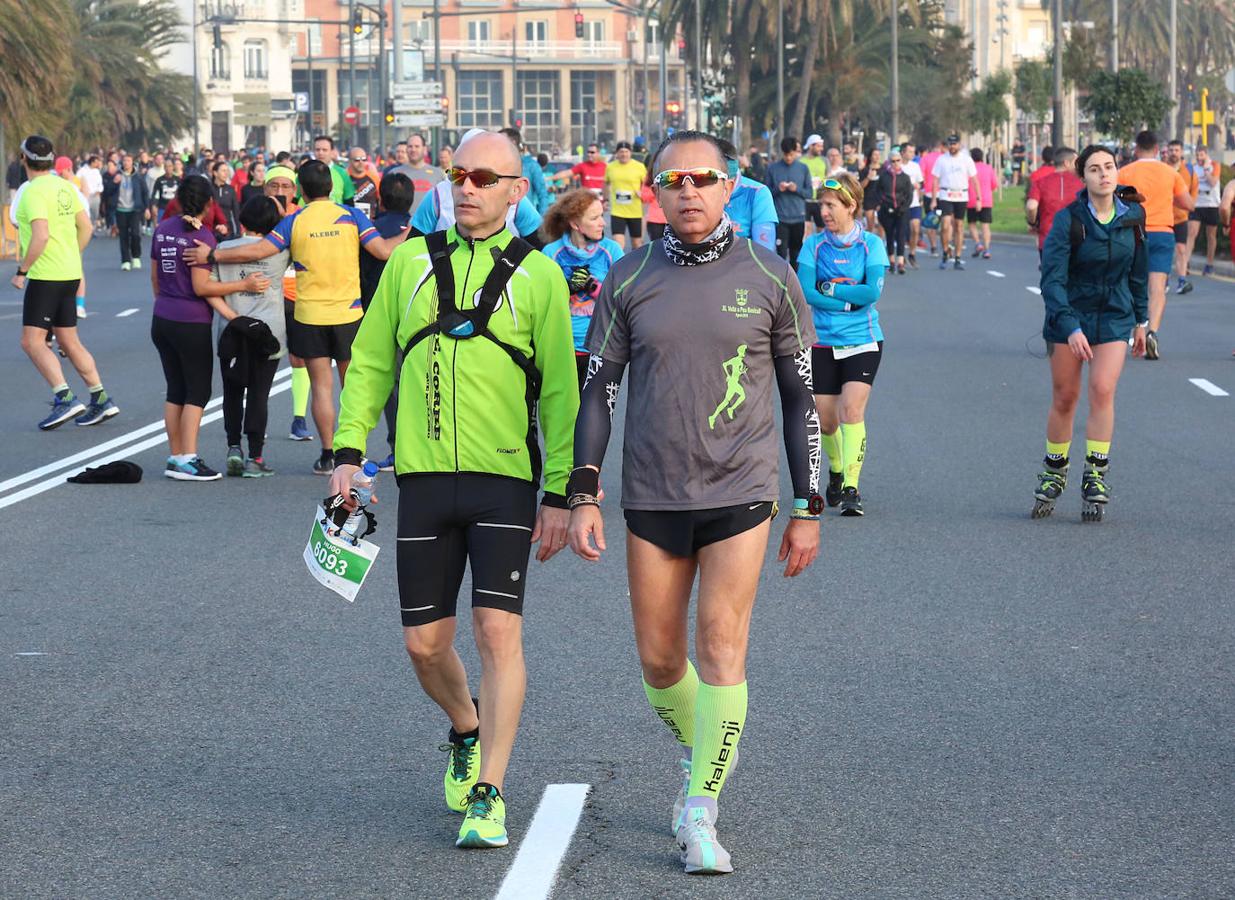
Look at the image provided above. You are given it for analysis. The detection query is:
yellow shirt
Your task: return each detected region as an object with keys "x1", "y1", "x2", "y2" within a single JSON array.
[
  {"x1": 16, "y1": 173, "x2": 84, "y2": 281},
  {"x1": 605, "y1": 160, "x2": 647, "y2": 219}
]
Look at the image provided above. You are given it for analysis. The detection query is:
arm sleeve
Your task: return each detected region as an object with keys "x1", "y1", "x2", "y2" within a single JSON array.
[
  {"x1": 1130, "y1": 227, "x2": 1149, "y2": 324},
  {"x1": 774, "y1": 352, "x2": 822, "y2": 499},
  {"x1": 831, "y1": 262, "x2": 886, "y2": 307},
  {"x1": 1039, "y1": 206, "x2": 1080, "y2": 336},
  {"x1": 334, "y1": 255, "x2": 402, "y2": 459},
  {"x1": 573, "y1": 355, "x2": 626, "y2": 471},
  {"x1": 531, "y1": 266, "x2": 580, "y2": 499},
  {"x1": 583, "y1": 257, "x2": 632, "y2": 364}
]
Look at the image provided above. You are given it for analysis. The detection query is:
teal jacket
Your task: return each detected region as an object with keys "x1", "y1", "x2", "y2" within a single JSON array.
[{"x1": 1040, "y1": 192, "x2": 1148, "y2": 345}]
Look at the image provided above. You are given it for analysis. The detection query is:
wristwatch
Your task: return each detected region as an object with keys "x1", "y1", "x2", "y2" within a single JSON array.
[
  {"x1": 792, "y1": 495, "x2": 825, "y2": 519},
  {"x1": 15, "y1": 269, "x2": 27, "y2": 277}
]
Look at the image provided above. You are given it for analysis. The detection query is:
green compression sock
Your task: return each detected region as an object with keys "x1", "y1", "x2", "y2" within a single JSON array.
[
  {"x1": 643, "y1": 660, "x2": 698, "y2": 754},
  {"x1": 822, "y1": 428, "x2": 844, "y2": 474},
  {"x1": 687, "y1": 681, "x2": 747, "y2": 800},
  {"x1": 1046, "y1": 440, "x2": 1070, "y2": 463},
  {"x1": 1086, "y1": 439, "x2": 1110, "y2": 461},
  {"x1": 840, "y1": 421, "x2": 867, "y2": 489},
  {"x1": 291, "y1": 367, "x2": 310, "y2": 417}
]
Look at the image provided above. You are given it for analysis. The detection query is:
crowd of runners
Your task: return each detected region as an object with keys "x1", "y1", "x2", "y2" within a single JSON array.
[{"x1": 7, "y1": 119, "x2": 1233, "y2": 874}]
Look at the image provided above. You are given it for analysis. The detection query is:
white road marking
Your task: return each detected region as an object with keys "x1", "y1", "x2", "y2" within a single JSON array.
[
  {"x1": 1189, "y1": 378, "x2": 1229, "y2": 397},
  {"x1": 15, "y1": 652, "x2": 48, "y2": 657},
  {"x1": 0, "y1": 370, "x2": 294, "y2": 511},
  {"x1": 986, "y1": 270, "x2": 1006, "y2": 278},
  {"x1": 1026, "y1": 286, "x2": 1041, "y2": 295},
  {"x1": 495, "y1": 783, "x2": 590, "y2": 900},
  {"x1": 115, "y1": 308, "x2": 140, "y2": 317}
]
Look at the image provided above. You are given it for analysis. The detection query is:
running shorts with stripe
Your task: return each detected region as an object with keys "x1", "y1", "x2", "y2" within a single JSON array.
[{"x1": 396, "y1": 473, "x2": 537, "y2": 627}]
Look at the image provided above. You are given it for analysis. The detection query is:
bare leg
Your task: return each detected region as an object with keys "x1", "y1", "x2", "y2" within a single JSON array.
[
  {"x1": 627, "y1": 531, "x2": 698, "y2": 688},
  {"x1": 52, "y1": 327, "x2": 102, "y2": 387},
  {"x1": 305, "y1": 356, "x2": 337, "y2": 448},
  {"x1": 1085, "y1": 342, "x2": 1128, "y2": 442},
  {"x1": 178, "y1": 404, "x2": 205, "y2": 457},
  {"x1": 1147, "y1": 272, "x2": 1167, "y2": 332},
  {"x1": 694, "y1": 520, "x2": 771, "y2": 685},
  {"x1": 21, "y1": 326, "x2": 68, "y2": 388},
  {"x1": 471, "y1": 608, "x2": 525, "y2": 791},
  {"x1": 1046, "y1": 344, "x2": 1082, "y2": 444},
  {"x1": 404, "y1": 617, "x2": 481, "y2": 734}
]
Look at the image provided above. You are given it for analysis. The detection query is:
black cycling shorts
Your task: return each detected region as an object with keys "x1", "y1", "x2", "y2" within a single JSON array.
[
  {"x1": 396, "y1": 473, "x2": 538, "y2": 627},
  {"x1": 1173, "y1": 221, "x2": 1189, "y2": 244},
  {"x1": 151, "y1": 314, "x2": 214, "y2": 407},
  {"x1": 611, "y1": 215, "x2": 643, "y2": 238},
  {"x1": 289, "y1": 319, "x2": 361, "y2": 361},
  {"x1": 936, "y1": 199, "x2": 969, "y2": 219},
  {"x1": 812, "y1": 342, "x2": 883, "y2": 395},
  {"x1": 625, "y1": 501, "x2": 776, "y2": 559},
  {"x1": 966, "y1": 206, "x2": 992, "y2": 224},
  {"x1": 805, "y1": 200, "x2": 824, "y2": 228},
  {"x1": 283, "y1": 300, "x2": 300, "y2": 356},
  {"x1": 23, "y1": 279, "x2": 80, "y2": 329},
  {"x1": 1190, "y1": 208, "x2": 1219, "y2": 227}
]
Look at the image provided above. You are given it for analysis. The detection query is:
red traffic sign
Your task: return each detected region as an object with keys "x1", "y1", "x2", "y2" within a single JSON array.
[{"x1": 343, "y1": 105, "x2": 361, "y2": 126}]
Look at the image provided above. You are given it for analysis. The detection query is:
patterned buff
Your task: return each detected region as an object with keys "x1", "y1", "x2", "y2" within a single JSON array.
[{"x1": 661, "y1": 215, "x2": 735, "y2": 266}]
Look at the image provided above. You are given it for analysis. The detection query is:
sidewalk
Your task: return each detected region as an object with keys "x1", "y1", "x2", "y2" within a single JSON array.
[{"x1": 992, "y1": 231, "x2": 1235, "y2": 280}]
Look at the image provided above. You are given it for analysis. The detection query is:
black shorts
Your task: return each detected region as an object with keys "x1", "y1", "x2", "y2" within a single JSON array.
[
  {"x1": 1173, "y1": 221, "x2": 1189, "y2": 244},
  {"x1": 611, "y1": 215, "x2": 643, "y2": 238},
  {"x1": 1190, "y1": 208, "x2": 1219, "y2": 227},
  {"x1": 151, "y1": 315, "x2": 214, "y2": 407},
  {"x1": 396, "y1": 473, "x2": 538, "y2": 627},
  {"x1": 23, "y1": 279, "x2": 80, "y2": 329},
  {"x1": 812, "y1": 342, "x2": 883, "y2": 395},
  {"x1": 283, "y1": 300, "x2": 300, "y2": 355},
  {"x1": 936, "y1": 199, "x2": 969, "y2": 219},
  {"x1": 966, "y1": 206, "x2": 992, "y2": 224},
  {"x1": 647, "y1": 222, "x2": 666, "y2": 241},
  {"x1": 289, "y1": 318, "x2": 361, "y2": 361},
  {"x1": 805, "y1": 201, "x2": 824, "y2": 227},
  {"x1": 575, "y1": 351, "x2": 591, "y2": 388},
  {"x1": 625, "y1": 501, "x2": 777, "y2": 559}
]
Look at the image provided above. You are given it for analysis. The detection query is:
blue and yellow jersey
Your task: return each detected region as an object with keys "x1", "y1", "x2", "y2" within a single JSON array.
[{"x1": 266, "y1": 199, "x2": 378, "y2": 325}]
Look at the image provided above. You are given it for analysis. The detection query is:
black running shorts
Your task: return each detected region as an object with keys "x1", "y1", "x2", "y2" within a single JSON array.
[
  {"x1": 624, "y1": 501, "x2": 776, "y2": 559},
  {"x1": 289, "y1": 319, "x2": 361, "y2": 361},
  {"x1": 396, "y1": 474, "x2": 538, "y2": 627},
  {"x1": 23, "y1": 279, "x2": 80, "y2": 329},
  {"x1": 1190, "y1": 208, "x2": 1219, "y2": 227},
  {"x1": 1173, "y1": 221, "x2": 1189, "y2": 244},
  {"x1": 965, "y1": 206, "x2": 993, "y2": 224},
  {"x1": 610, "y1": 215, "x2": 643, "y2": 238},
  {"x1": 151, "y1": 314, "x2": 214, "y2": 407},
  {"x1": 812, "y1": 342, "x2": 883, "y2": 395},
  {"x1": 936, "y1": 199, "x2": 969, "y2": 219},
  {"x1": 283, "y1": 300, "x2": 300, "y2": 355}
]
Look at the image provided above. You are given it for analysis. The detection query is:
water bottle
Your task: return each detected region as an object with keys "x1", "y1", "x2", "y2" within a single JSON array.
[{"x1": 339, "y1": 461, "x2": 380, "y2": 543}]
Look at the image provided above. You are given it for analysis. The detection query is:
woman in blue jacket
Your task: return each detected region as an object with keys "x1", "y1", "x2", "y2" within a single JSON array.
[
  {"x1": 539, "y1": 188, "x2": 624, "y2": 386},
  {"x1": 797, "y1": 171, "x2": 889, "y2": 517},
  {"x1": 1033, "y1": 145, "x2": 1148, "y2": 522}
]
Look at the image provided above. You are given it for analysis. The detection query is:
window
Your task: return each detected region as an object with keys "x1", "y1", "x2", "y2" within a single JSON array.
[
  {"x1": 644, "y1": 21, "x2": 660, "y2": 45},
  {"x1": 570, "y1": 71, "x2": 596, "y2": 148},
  {"x1": 457, "y1": 71, "x2": 505, "y2": 130},
  {"x1": 409, "y1": 20, "x2": 430, "y2": 42},
  {"x1": 467, "y1": 20, "x2": 490, "y2": 44},
  {"x1": 524, "y1": 20, "x2": 547, "y2": 45},
  {"x1": 243, "y1": 39, "x2": 268, "y2": 79},
  {"x1": 583, "y1": 21, "x2": 603, "y2": 43},
  {"x1": 516, "y1": 70, "x2": 559, "y2": 151},
  {"x1": 210, "y1": 41, "x2": 230, "y2": 79}
]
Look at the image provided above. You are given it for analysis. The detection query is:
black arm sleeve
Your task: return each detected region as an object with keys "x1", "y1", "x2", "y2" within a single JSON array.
[
  {"x1": 774, "y1": 350, "x2": 822, "y2": 499},
  {"x1": 573, "y1": 354, "x2": 627, "y2": 470}
]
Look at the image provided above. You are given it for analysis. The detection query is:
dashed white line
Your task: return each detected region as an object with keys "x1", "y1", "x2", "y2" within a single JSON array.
[
  {"x1": 986, "y1": 270, "x2": 1006, "y2": 278},
  {"x1": 1025, "y1": 286, "x2": 1041, "y2": 295},
  {"x1": 115, "y1": 308, "x2": 140, "y2": 317},
  {"x1": 1189, "y1": 378, "x2": 1229, "y2": 397},
  {"x1": 495, "y1": 783, "x2": 590, "y2": 900}
]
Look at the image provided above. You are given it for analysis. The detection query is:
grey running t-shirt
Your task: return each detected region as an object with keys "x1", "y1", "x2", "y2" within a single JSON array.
[
  {"x1": 212, "y1": 235, "x2": 290, "y2": 359},
  {"x1": 586, "y1": 238, "x2": 815, "y2": 510}
]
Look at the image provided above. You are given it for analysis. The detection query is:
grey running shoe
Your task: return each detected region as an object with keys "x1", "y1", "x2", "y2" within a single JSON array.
[
  {"x1": 1144, "y1": 330, "x2": 1159, "y2": 360},
  {"x1": 676, "y1": 806, "x2": 733, "y2": 875},
  {"x1": 39, "y1": 396, "x2": 86, "y2": 430},
  {"x1": 226, "y1": 445, "x2": 245, "y2": 476},
  {"x1": 243, "y1": 457, "x2": 274, "y2": 477},
  {"x1": 74, "y1": 398, "x2": 118, "y2": 426},
  {"x1": 670, "y1": 757, "x2": 691, "y2": 835}
]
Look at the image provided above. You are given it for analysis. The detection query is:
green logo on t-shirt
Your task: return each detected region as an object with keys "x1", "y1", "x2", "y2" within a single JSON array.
[{"x1": 708, "y1": 345, "x2": 748, "y2": 430}]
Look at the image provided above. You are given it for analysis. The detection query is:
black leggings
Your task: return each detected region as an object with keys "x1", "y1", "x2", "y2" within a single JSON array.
[
  {"x1": 777, "y1": 222, "x2": 805, "y2": 271},
  {"x1": 223, "y1": 356, "x2": 279, "y2": 457},
  {"x1": 151, "y1": 315, "x2": 213, "y2": 407},
  {"x1": 116, "y1": 210, "x2": 142, "y2": 264},
  {"x1": 879, "y1": 209, "x2": 908, "y2": 259}
]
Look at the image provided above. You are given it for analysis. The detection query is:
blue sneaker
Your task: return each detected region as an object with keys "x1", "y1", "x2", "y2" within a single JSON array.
[
  {"x1": 938, "y1": 255, "x2": 949, "y2": 270},
  {"x1": 74, "y1": 398, "x2": 119, "y2": 426},
  {"x1": 166, "y1": 457, "x2": 222, "y2": 481},
  {"x1": 376, "y1": 452, "x2": 395, "y2": 472},
  {"x1": 288, "y1": 416, "x2": 313, "y2": 441},
  {"x1": 39, "y1": 395, "x2": 86, "y2": 430}
]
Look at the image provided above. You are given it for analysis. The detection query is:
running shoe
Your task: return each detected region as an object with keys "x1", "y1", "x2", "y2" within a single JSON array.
[
  {"x1": 1144, "y1": 330, "x2": 1159, "y2": 360},
  {"x1": 938, "y1": 255, "x2": 949, "y2": 270},
  {"x1": 288, "y1": 416, "x2": 313, "y2": 441},
  {"x1": 120, "y1": 261, "x2": 131, "y2": 271},
  {"x1": 376, "y1": 452, "x2": 395, "y2": 472},
  {"x1": 76, "y1": 302, "x2": 87, "y2": 319},
  {"x1": 1177, "y1": 279, "x2": 1193, "y2": 295},
  {"x1": 896, "y1": 262, "x2": 906, "y2": 275},
  {"x1": 38, "y1": 395, "x2": 86, "y2": 430},
  {"x1": 243, "y1": 457, "x2": 275, "y2": 477},
  {"x1": 1203, "y1": 264, "x2": 1214, "y2": 277},
  {"x1": 167, "y1": 457, "x2": 222, "y2": 481},
  {"x1": 226, "y1": 445, "x2": 245, "y2": 477},
  {"x1": 670, "y1": 757, "x2": 691, "y2": 834},
  {"x1": 825, "y1": 470, "x2": 845, "y2": 507},
  {"x1": 839, "y1": 486, "x2": 865, "y2": 517},
  {"x1": 907, "y1": 254, "x2": 918, "y2": 269},
  {"x1": 74, "y1": 398, "x2": 118, "y2": 426},
  {"x1": 971, "y1": 243, "x2": 983, "y2": 258},
  {"x1": 312, "y1": 452, "x2": 334, "y2": 476},
  {"x1": 676, "y1": 806, "x2": 733, "y2": 875},
  {"x1": 953, "y1": 258, "x2": 965, "y2": 271},
  {"x1": 132, "y1": 258, "x2": 141, "y2": 270},
  {"x1": 456, "y1": 784, "x2": 508, "y2": 848},
  {"x1": 441, "y1": 733, "x2": 482, "y2": 812}
]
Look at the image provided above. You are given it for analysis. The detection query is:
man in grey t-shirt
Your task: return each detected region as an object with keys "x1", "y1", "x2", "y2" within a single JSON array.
[
  {"x1": 384, "y1": 133, "x2": 443, "y2": 215},
  {"x1": 566, "y1": 131, "x2": 822, "y2": 876}
]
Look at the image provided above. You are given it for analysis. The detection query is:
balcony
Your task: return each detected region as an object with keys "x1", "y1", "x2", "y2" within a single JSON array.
[{"x1": 430, "y1": 38, "x2": 624, "y2": 61}]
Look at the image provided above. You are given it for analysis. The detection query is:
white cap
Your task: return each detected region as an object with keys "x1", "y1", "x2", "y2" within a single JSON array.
[{"x1": 804, "y1": 134, "x2": 823, "y2": 149}]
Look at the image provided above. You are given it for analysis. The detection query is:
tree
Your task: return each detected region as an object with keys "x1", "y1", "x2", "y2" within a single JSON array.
[
  {"x1": 967, "y1": 70, "x2": 1012, "y2": 139},
  {"x1": 1015, "y1": 58, "x2": 1053, "y2": 125},
  {"x1": 0, "y1": 0, "x2": 76, "y2": 144},
  {"x1": 1082, "y1": 68, "x2": 1173, "y2": 140}
]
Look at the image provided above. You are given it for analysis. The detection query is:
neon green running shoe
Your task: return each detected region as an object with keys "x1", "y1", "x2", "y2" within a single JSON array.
[
  {"x1": 440, "y1": 734, "x2": 481, "y2": 812},
  {"x1": 456, "y1": 783, "x2": 508, "y2": 848}
]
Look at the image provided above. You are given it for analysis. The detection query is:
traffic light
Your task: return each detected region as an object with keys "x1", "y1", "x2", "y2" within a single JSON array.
[
  {"x1": 666, "y1": 100, "x2": 683, "y2": 128},
  {"x1": 352, "y1": 10, "x2": 364, "y2": 35},
  {"x1": 677, "y1": 37, "x2": 686, "y2": 59},
  {"x1": 384, "y1": 98, "x2": 395, "y2": 125},
  {"x1": 574, "y1": 12, "x2": 584, "y2": 38},
  {"x1": 212, "y1": 22, "x2": 222, "y2": 50}
]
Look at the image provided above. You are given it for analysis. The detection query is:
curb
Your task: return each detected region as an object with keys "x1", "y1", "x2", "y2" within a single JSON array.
[{"x1": 991, "y1": 232, "x2": 1235, "y2": 280}]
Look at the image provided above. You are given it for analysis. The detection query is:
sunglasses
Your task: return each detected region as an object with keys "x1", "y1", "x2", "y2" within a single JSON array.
[
  {"x1": 446, "y1": 166, "x2": 522, "y2": 188},
  {"x1": 822, "y1": 177, "x2": 853, "y2": 202},
  {"x1": 653, "y1": 167, "x2": 729, "y2": 190}
]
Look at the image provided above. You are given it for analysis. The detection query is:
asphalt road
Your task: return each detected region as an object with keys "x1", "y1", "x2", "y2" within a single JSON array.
[{"x1": 3, "y1": 234, "x2": 1234, "y2": 899}]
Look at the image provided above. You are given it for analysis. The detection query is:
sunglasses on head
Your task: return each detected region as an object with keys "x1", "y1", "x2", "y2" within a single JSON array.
[
  {"x1": 446, "y1": 166, "x2": 522, "y2": 188},
  {"x1": 822, "y1": 177, "x2": 853, "y2": 202},
  {"x1": 653, "y1": 167, "x2": 729, "y2": 190}
]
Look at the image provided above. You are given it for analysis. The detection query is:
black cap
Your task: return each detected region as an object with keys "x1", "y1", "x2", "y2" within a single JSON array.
[{"x1": 946, "y1": 134, "x2": 960, "y2": 143}]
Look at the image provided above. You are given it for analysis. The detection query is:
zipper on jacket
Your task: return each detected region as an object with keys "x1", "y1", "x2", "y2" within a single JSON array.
[{"x1": 453, "y1": 235, "x2": 478, "y2": 472}]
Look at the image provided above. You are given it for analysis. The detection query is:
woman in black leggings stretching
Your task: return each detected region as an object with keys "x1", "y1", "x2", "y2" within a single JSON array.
[{"x1": 150, "y1": 176, "x2": 268, "y2": 481}]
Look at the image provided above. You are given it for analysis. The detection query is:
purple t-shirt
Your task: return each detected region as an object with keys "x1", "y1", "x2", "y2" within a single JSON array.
[{"x1": 151, "y1": 217, "x2": 217, "y2": 323}]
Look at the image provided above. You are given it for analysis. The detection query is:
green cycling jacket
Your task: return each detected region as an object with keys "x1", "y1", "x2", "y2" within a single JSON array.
[{"x1": 335, "y1": 226, "x2": 578, "y2": 498}]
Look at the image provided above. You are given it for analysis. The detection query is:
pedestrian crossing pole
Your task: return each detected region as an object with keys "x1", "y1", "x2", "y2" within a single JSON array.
[{"x1": 1192, "y1": 88, "x2": 1214, "y2": 146}]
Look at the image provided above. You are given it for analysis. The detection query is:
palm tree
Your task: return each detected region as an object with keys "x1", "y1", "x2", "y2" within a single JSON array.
[{"x1": 0, "y1": 0, "x2": 76, "y2": 142}]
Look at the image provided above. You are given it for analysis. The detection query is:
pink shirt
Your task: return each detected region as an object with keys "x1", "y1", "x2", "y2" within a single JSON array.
[
  {"x1": 968, "y1": 162, "x2": 998, "y2": 208},
  {"x1": 920, "y1": 152, "x2": 942, "y2": 194}
]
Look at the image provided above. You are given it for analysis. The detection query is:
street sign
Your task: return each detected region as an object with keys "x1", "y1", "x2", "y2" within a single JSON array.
[
  {"x1": 392, "y1": 97, "x2": 444, "y2": 113},
  {"x1": 394, "y1": 113, "x2": 446, "y2": 128},
  {"x1": 294, "y1": 92, "x2": 310, "y2": 113},
  {"x1": 343, "y1": 105, "x2": 361, "y2": 126},
  {"x1": 391, "y1": 81, "x2": 443, "y2": 98}
]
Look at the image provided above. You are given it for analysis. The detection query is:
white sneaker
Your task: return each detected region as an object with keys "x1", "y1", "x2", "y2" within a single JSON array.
[
  {"x1": 121, "y1": 262, "x2": 131, "y2": 271},
  {"x1": 676, "y1": 806, "x2": 733, "y2": 875},
  {"x1": 670, "y1": 758, "x2": 691, "y2": 834},
  {"x1": 132, "y1": 258, "x2": 142, "y2": 270},
  {"x1": 76, "y1": 303, "x2": 87, "y2": 319}
]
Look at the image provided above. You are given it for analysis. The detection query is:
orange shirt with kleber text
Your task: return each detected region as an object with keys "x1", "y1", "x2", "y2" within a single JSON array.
[{"x1": 1118, "y1": 159, "x2": 1188, "y2": 233}]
